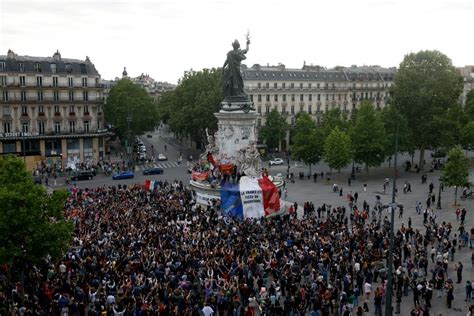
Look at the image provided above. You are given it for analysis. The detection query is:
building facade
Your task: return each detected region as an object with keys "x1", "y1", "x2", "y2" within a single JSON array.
[
  {"x1": 243, "y1": 64, "x2": 396, "y2": 129},
  {"x1": 0, "y1": 50, "x2": 109, "y2": 170},
  {"x1": 458, "y1": 66, "x2": 474, "y2": 105}
]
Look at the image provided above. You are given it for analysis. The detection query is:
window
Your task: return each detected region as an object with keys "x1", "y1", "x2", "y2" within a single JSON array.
[
  {"x1": 257, "y1": 95, "x2": 262, "y2": 102},
  {"x1": 282, "y1": 94, "x2": 286, "y2": 102},
  {"x1": 326, "y1": 94, "x2": 329, "y2": 101},
  {"x1": 317, "y1": 83, "x2": 320, "y2": 89},
  {"x1": 3, "y1": 122, "x2": 11, "y2": 133},
  {"x1": 265, "y1": 105, "x2": 270, "y2": 114},
  {"x1": 308, "y1": 104, "x2": 312, "y2": 114},
  {"x1": 265, "y1": 83, "x2": 269, "y2": 89},
  {"x1": 309, "y1": 94, "x2": 312, "y2": 101},
  {"x1": 68, "y1": 77, "x2": 74, "y2": 87},
  {"x1": 282, "y1": 83, "x2": 286, "y2": 89},
  {"x1": 249, "y1": 95, "x2": 253, "y2": 102},
  {"x1": 308, "y1": 83, "x2": 312, "y2": 89},
  {"x1": 38, "y1": 106, "x2": 44, "y2": 114},
  {"x1": 317, "y1": 94, "x2": 321, "y2": 101},
  {"x1": 50, "y1": 63, "x2": 57, "y2": 73},
  {"x1": 69, "y1": 91, "x2": 74, "y2": 101},
  {"x1": 54, "y1": 122, "x2": 61, "y2": 134},
  {"x1": 82, "y1": 77, "x2": 88, "y2": 87},
  {"x1": 80, "y1": 64, "x2": 86, "y2": 74},
  {"x1": 257, "y1": 106, "x2": 262, "y2": 114},
  {"x1": 274, "y1": 83, "x2": 277, "y2": 89},
  {"x1": 2, "y1": 90, "x2": 8, "y2": 101},
  {"x1": 66, "y1": 64, "x2": 72, "y2": 73},
  {"x1": 299, "y1": 104, "x2": 304, "y2": 112},
  {"x1": 317, "y1": 104, "x2": 321, "y2": 112},
  {"x1": 300, "y1": 83, "x2": 303, "y2": 89},
  {"x1": 266, "y1": 95, "x2": 270, "y2": 102},
  {"x1": 291, "y1": 94, "x2": 295, "y2": 102},
  {"x1": 34, "y1": 63, "x2": 42, "y2": 72},
  {"x1": 0, "y1": 76, "x2": 6, "y2": 86},
  {"x1": 300, "y1": 94, "x2": 304, "y2": 102},
  {"x1": 290, "y1": 105, "x2": 295, "y2": 114},
  {"x1": 290, "y1": 83, "x2": 294, "y2": 89},
  {"x1": 69, "y1": 105, "x2": 75, "y2": 114},
  {"x1": 97, "y1": 120, "x2": 101, "y2": 129},
  {"x1": 22, "y1": 122, "x2": 29, "y2": 133},
  {"x1": 290, "y1": 117, "x2": 295, "y2": 126},
  {"x1": 84, "y1": 105, "x2": 89, "y2": 114},
  {"x1": 82, "y1": 91, "x2": 88, "y2": 101},
  {"x1": 54, "y1": 105, "x2": 60, "y2": 114},
  {"x1": 84, "y1": 121, "x2": 90, "y2": 133},
  {"x1": 21, "y1": 91, "x2": 27, "y2": 101},
  {"x1": 54, "y1": 91, "x2": 59, "y2": 101},
  {"x1": 38, "y1": 121, "x2": 45, "y2": 134},
  {"x1": 69, "y1": 121, "x2": 76, "y2": 133},
  {"x1": 3, "y1": 106, "x2": 10, "y2": 116},
  {"x1": 332, "y1": 94, "x2": 335, "y2": 101},
  {"x1": 53, "y1": 77, "x2": 58, "y2": 87},
  {"x1": 19, "y1": 76, "x2": 26, "y2": 86},
  {"x1": 0, "y1": 62, "x2": 5, "y2": 72},
  {"x1": 257, "y1": 118, "x2": 261, "y2": 127},
  {"x1": 36, "y1": 76, "x2": 43, "y2": 87},
  {"x1": 18, "y1": 62, "x2": 24, "y2": 72},
  {"x1": 282, "y1": 105, "x2": 287, "y2": 114},
  {"x1": 21, "y1": 106, "x2": 28, "y2": 115},
  {"x1": 37, "y1": 91, "x2": 43, "y2": 101},
  {"x1": 274, "y1": 94, "x2": 278, "y2": 102},
  {"x1": 257, "y1": 83, "x2": 261, "y2": 89}
]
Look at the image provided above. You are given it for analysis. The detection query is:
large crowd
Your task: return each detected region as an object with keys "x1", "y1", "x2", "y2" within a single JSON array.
[{"x1": 1, "y1": 178, "x2": 473, "y2": 316}]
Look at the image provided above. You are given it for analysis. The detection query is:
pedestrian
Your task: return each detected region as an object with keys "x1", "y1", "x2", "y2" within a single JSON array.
[
  {"x1": 339, "y1": 187, "x2": 343, "y2": 196},
  {"x1": 429, "y1": 182, "x2": 434, "y2": 194},
  {"x1": 383, "y1": 183, "x2": 386, "y2": 194},
  {"x1": 284, "y1": 188, "x2": 288, "y2": 199},
  {"x1": 466, "y1": 280, "x2": 472, "y2": 302},
  {"x1": 348, "y1": 177, "x2": 351, "y2": 187},
  {"x1": 363, "y1": 184, "x2": 367, "y2": 192},
  {"x1": 456, "y1": 262, "x2": 463, "y2": 283},
  {"x1": 407, "y1": 183, "x2": 412, "y2": 193},
  {"x1": 455, "y1": 208, "x2": 461, "y2": 220},
  {"x1": 354, "y1": 192, "x2": 358, "y2": 204},
  {"x1": 404, "y1": 181, "x2": 408, "y2": 194}
]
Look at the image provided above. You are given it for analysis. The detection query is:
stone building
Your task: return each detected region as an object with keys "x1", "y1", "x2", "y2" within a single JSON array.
[
  {"x1": 458, "y1": 65, "x2": 474, "y2": 105},
  {"x1": 242, "y1": 63, "x2": 396, "y2": 149},
  {"x1": 0, "y1": 50, "x2": 109, "y2": 170}
]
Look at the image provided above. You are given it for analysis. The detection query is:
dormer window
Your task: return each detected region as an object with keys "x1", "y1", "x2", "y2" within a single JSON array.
[
  {"x1": 34, "y1": 62, "x2": 42, "y2": 72},
  {"x1": 66, "y1": 64, "x2": 72, "y2": 73},
  {"x1": 18, "y1": 62, "x2": 24, "y2": 72},
  {"x1": 50, "y1": 63, "x2": 57, "y2": 73}
]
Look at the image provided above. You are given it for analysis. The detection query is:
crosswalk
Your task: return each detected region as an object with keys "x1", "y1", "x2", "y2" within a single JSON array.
[{"x1": 134, "y1": 161, "x2": 181, "y2": 172}]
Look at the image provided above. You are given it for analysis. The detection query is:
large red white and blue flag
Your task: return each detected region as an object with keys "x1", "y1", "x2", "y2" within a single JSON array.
[{"x1": 220, "y1": 176, "x2": 281, "y2": 219}]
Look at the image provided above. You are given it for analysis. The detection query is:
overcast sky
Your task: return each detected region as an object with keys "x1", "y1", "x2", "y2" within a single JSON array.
[{"x1": 0, "y1": 0, "x2": 472, "y2": 83}]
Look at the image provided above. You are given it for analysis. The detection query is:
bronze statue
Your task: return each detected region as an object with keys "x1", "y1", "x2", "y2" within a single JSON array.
[{"x1": 223, "y1": 32, "x2": 250, "y2": 102}]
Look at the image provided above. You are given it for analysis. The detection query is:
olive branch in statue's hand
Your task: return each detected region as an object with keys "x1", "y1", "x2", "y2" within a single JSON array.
[{"x1": 246, "y1": 30, "x2": 251, "y2": 45}]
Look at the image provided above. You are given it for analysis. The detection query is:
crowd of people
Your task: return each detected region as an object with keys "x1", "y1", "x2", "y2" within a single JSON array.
[{"x1": 0, "y1": 177, "x2": 473, "y2": 315}]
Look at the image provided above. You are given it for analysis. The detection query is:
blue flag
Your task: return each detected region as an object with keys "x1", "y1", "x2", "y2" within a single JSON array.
[{"x1": 220, "y1": 181, "x2": 243, "y2": 220}]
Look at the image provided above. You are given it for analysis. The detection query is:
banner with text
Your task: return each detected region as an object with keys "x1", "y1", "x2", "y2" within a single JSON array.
[{"x1": 239, "y1": 176, "x2": 264, "y2": 219}]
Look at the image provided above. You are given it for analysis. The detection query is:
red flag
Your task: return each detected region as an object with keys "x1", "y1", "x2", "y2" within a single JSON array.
[
  {"x1": 207, "y1": 152, "x2": 216, "y2": 166},
  {"x1": 144, "y1": 179, "x2": 151, "y2": 191},
  {"x1": 192, "y1": 170, "x2": 210, "y2": 181},
  {"x1": 258, "y1": 176, "x2": 281, "y2": 216}
]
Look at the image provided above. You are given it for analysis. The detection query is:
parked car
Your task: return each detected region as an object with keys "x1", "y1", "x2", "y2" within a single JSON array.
[
  {"x1": 71, "y1": 171, "x2": 94, "y2": 181},
  {"x1": 33, "y1": 176, "x2": 42, "y2": 184},
  {"x1": 431, "y1": 150, "x2": 447, "y2": 158},
  {"x1": 146, "y1": 134, "x2": 152, "y2": 138},
  {"x1": 269, "y1": 158, "x2": 284, "y2": 166},
  {"x1": 143, "y1": 167, "x2": 164, "y2": 175},
  {"x1": 157, "y1": 153, "x2": 167, "y2": 161},
  {"x1": 112, "y1": 171, "x2": 135, "y2": 180},
  {"x1": 138, "y1": 152, "x2": 147, "y2": 161}
]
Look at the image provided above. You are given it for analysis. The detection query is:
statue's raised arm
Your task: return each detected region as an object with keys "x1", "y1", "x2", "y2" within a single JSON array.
[{"x1": 222, "y1": 33, "x2": 251, "y2": 103}]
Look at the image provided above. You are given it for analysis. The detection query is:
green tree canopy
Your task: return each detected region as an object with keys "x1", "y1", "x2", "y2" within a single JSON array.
[
  {"x1": 461, "y1": 121, "x2": 474, "y2": 151},
  {"x1": 104, "y1": 78, "x2": 160, "y2": 139},
  {"x1": 391, "y1": 50, "x2": 463, "y2": 167},
  {"x1": 324, "y1": 127, "x2": 352, "y2": 172},
  {"x1": 442, "y1": 146, "x2": 469, "y2": 205},
  {"x1": 319, "y1": 108, "x2": 349, "y2": 139},
  {"x1": 158, "y1": 68, "x2": 222, "y2": 145},
  {"x1": 0, "y1": 156, "x2": 72, "y2": 280},
  {"x1": 291, "y1": 113, "x2": 323, "y2": 173},
  {"x1": 259, "y1": 108, "x2": 288, "y2": 150},
  {"x1": 350, "y1": 102, "x2": 388, "y2": 171},
  {"x1": 380, "y1": 104, "x2": 414, "y2": 155}
]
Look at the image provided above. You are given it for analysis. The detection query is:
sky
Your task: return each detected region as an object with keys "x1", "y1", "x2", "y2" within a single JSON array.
[{"x1": 0, "y1": 0, "x2": 472, "y2": 83}]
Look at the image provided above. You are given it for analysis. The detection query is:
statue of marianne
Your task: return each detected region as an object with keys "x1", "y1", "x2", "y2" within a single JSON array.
[{"x1": 222, "y1": 33, "x2": 250, "y2": 102}]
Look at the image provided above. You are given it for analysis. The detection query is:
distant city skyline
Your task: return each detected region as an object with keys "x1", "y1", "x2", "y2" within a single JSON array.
[{"x1": 1, "y1": 0, "x2": 472, "y2": 83}]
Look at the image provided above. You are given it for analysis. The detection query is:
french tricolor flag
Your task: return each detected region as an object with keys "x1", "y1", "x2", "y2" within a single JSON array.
[{"x1": 220, "y1": 176, "x2": 281, "y2": 220}]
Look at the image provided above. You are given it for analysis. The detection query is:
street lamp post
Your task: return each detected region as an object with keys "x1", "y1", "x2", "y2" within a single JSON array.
[
  {"x1": 385, "y1": 124, "x2": 399, "y2": 316},
  {"x1": 437, "y1": 178, "x2": 442, "y2": 209}
]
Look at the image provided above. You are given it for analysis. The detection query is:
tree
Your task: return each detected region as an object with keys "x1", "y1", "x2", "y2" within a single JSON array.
[
  {"x1": 291, "y1": 113, "x2": 324, "y2": 174},
  {"x1": 158, "y1": 68, "x2": 222, "y2": 146},
  {"x1": 391, "y1": 50, "x2": 463, "y2": 168},
  {"x1": 259, "y1": 108, "x2": 288, "y2": 150},
  {"x1": 442, "y1": 146, "x2": 469, "y2": 206},
  {"x1": 380, "y1": 104, "x2": 414, "y2": 156},
  {"x1": 104, "y1": 79, "x2": 160, "y2": 139},
  {"x1": 350, "y1": 102, "x2": 388, "y2": 172},
  {"x1": 0, "y1": 156, "x2": 72, "y2": 283},
  {"x1": 324, "y1": 127, "x2": 352, "y2": 173},
  {"x1": 461, "y1": 121, "x2": 474, "y2": 151},
  {"x1": 319, "y1": 108, "x2": 349, "y2": 139}
]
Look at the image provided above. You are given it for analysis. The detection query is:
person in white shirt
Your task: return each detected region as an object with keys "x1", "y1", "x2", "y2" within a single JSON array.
[{"x1": 202, "y1": 304, "x2": 214, "y2": 316}]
